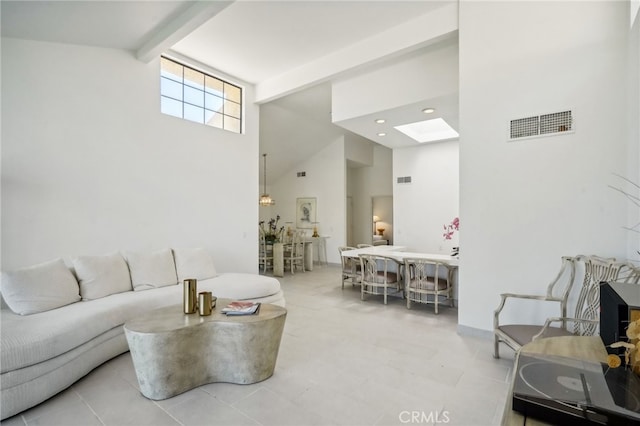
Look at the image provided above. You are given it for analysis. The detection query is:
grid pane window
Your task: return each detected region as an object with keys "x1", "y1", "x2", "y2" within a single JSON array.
[
  {"x1": 205, "y1": 93, "x2": 224, "y2": 112},
  {"x1": 184, "y1": 104, "x2": 204, "y2": 123},
  {"x1": 205, "y1": 76, "x2": 224, "y2": 96},
  {"x1": 161, "y1": 57, "x2": 182, "y2": 83},
  {"x1": 225, "y1": 83, "x2": 241, "y2": 103},
  {"x1": 161, "y1": 97, "x2": 182, "y2": 118},
  {"x1": 206, "y1": 111, "x2": 223, "y2": 128},
  {"x1": 224, "y1": 100, "x2": 241, "y2": 119},
  {"x1": 160, "y1": 56, "x2": 242, "y2": 134},
  {"x1": 184, "y1": 68, "x2": 204, "y2": 90},
  {"x1": 224, "y1": 116, "x2": 241, "y2": 134},
  {"x1": 184, "y1": 86, "x2": 204, "y2": 108},
  {"x1": 161, "y1": 78, "x2": 183, "y2": 101}
]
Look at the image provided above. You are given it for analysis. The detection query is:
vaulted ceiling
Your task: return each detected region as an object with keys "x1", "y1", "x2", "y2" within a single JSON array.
[{"x1": 1, "y1": 0, "x2": 459, "y2": 183}]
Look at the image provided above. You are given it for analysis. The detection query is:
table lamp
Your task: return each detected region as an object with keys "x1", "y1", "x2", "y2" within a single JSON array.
[{"x1": 373, "y1": 216, "x2": 380, "y2": 235}]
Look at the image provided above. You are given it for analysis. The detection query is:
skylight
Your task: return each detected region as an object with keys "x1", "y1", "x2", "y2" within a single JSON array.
[{"x1": 394, "y1": 118, "x2": 459, "y2": 143}]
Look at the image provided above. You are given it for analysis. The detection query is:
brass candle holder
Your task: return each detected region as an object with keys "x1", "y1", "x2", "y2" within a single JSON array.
[
  {"x1": 183, "y1": 279, "x2": 198, "y2": 314},
  {"x1": 198, "y1": 291, "x2": 217, "y2": 316}
]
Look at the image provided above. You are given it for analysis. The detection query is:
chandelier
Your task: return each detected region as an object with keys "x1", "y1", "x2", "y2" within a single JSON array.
[{"x1": 259, "y1": 153, "x2": 275, "y2": 206}]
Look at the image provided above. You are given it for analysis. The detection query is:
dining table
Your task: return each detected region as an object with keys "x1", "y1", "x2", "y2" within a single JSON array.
[
  {"x1": 340, "y1": 245, "x2": 459, "y2": 266},
  {"x1": 340, "y1": 245, "x2": 459, "y2": 293}
]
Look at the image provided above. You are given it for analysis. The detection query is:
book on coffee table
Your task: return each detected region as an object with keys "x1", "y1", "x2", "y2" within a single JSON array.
[{"x1": 221, "y1": 301, "x2": 261, "y2": 316}]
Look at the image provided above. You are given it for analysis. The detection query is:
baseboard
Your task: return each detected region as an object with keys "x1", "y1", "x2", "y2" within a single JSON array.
[{"x1": 457, "y1": 324, "x2": 493, "y2": 339}]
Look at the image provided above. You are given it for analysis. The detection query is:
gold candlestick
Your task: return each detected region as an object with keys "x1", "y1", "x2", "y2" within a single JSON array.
[
  {"x1": 199, "y1": 292, "x2": 213, "y2": 316},
  {"x1": 183, "y1": 279, "x2": 198, "y2": 314}
]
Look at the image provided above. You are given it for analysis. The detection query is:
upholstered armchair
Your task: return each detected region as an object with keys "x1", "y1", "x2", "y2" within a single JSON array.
[{"x1": 493, "y1": 255, "x2": 634, "y2": 358}]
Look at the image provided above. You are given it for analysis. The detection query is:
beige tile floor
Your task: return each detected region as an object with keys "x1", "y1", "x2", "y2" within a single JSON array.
[{"x1": 2, "y1": 265, "x2": 515, "y2": 426}]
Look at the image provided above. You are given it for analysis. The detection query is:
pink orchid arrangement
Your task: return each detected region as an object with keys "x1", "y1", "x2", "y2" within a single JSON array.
[{"x1": 443, "y1": 217, "x2": 459, "y2": 240}]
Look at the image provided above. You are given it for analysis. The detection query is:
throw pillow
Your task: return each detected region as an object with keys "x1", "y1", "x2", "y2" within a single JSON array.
[
  {"x1": 124, "y1": 248, "x2": 178, "y2": 291},
  {"x1": 1, "y1": 258, "x2": 81, "y2": 315},
  {"x1": 72, "y1": 253, "x2": 133, "y2": 300},
  {"x1": 173, "y1": 248, "x2": 218, "y2": 282}
]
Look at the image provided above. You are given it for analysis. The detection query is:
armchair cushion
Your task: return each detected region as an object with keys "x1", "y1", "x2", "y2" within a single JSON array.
[
  {"x1": 497, "y1": 324, "x2": 572, "y2": 347},
  {"x1": 407, "y1": 276, "x2": 448, "y2": 291}
]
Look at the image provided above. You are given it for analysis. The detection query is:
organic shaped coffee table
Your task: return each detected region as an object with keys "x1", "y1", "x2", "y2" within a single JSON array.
[{"x1": 124, "y1": 299, "x2": 286, "y2": 400}]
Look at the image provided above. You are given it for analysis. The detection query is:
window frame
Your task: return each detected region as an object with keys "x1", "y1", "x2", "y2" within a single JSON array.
[{"x1": 160, "y1": 56, "x2": 243, "y2": 134}]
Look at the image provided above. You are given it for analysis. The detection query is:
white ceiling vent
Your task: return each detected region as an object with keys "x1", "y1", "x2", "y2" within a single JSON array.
[{"x1": 509, "y1": 110, "x2": 573, "y2": 141}]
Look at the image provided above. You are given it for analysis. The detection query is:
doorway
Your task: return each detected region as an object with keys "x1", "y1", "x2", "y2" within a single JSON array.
[{"x1": 372, "y1": 196, "x2": 393, "y2": 245}]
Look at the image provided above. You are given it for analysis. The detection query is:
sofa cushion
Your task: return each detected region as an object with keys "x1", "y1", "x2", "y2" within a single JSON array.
[
  {"x1": 124, "y1": 249, "x2": 178, "y2": 291},
  {"x1": 1, "y1": 259, "x2": 80, "y2": 315},
  {"x1": 72, "y1": 253, "x2": 132, "y2": 300},
  {"x1": 173, "y1": 248, "x2": 218, "y2": 282}
]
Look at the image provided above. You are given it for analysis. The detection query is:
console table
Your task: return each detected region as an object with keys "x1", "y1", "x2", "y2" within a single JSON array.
[
  {"x1": 501, "y1": 336, "x2": 608, "y2": 425},
  {"x1": 305, "y1": 235, "x2": 329, "y2": 266}
]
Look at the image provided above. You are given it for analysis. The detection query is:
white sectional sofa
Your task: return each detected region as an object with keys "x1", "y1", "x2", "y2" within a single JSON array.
[{"x1": 0, "y1": 248, "x2": 284, "y2": 420}]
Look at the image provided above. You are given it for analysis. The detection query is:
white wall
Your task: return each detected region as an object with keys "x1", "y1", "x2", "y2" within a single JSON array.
[
  {"x1": 345, "y1": 132, "x2": 374, "y2": 166},
  {"x1": 393, "y1": 141, "x2": 459, "y2": 254},
  {"x1": 458, "y1": 1, "x2": 635, "y2": 333},
  {"x1": 332, "y1": 38, "x2": 458, "y2": 123},
  {"x1": 260, "y1": 137, "x2": 346, "y2": 264},
  {"x1": 1, "y1": 38, "x2": 260, "y2": 272}
]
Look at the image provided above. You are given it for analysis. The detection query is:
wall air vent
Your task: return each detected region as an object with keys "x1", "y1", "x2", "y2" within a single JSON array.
[
  {"x1": 297, "y1": 171, "x2": 306, "y2": 177},
  {"x1": 509, "y1": 110, "x2": 573, "y2": 141},
  {"x1": 396, "y1": 176, "x2": 412, "y2": 184}
]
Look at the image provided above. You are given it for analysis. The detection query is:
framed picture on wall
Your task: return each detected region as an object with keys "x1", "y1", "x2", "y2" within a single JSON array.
[{"x1": 296, "y1": 197, "x2": 316, "y2": 229}]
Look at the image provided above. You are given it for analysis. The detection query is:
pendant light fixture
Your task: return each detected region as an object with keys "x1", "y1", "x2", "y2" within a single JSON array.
[{"x1": 259, "y1": 153, "x2": 275, "y2": 206}]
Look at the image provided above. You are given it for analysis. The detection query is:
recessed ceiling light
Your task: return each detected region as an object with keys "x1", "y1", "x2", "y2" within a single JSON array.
[
  {"x1": 394, "y1": 118, "x2": 458, "y2": 143},
  {"x1": 377, "y1": 132, "x2": 386, "y2": 137},
  {"x1": 422, "y1": 108, "x2": 435, "y2": 114},
  {"x1": 375, "y1": 119, "x2": 386, "y2": 124}
]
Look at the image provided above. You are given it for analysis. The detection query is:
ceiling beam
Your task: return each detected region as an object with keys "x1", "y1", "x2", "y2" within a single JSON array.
[
  {"x1": 254, "y1": 2, "x2": 459, "y2": 104},
  {"x1": 136, "y1": 1, "x2": 234, "y2": 63}
]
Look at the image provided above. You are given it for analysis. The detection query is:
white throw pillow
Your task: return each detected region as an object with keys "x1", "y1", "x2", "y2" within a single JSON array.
[
  {"x1": 125, "y1": 249, "x2": 178, "y2": 291},
  {"x1": 72, "y1": 253, "x2": 132, "y2": 300},
  {"x1": 1, "y1": 258, "x2": 81, "y2": 315},
  {"x1": 173, "y1": 248, "x2": 218, "y2": 282}
]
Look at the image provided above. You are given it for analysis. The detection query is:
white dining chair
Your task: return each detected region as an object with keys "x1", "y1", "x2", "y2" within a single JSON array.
[
  {"x1": 283, "y1": 231, "x2": 305, "y2": 274},
  {"x1": 404, "y1": 258, "x2": 454, "y2": 314},
  {"x1": 359, "y1": 254, "x2": 402, "y2": 304},
  {"x1": 258, "y1": 234, "x2": 273, "y2": 274},
  {"x1": 338, "y1": 246, "x2": 360, "y2": 289}
]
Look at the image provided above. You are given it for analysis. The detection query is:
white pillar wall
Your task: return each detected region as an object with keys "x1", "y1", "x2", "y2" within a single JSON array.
[{"x1": 458, "y1": 1, "x2": 635, "y2": 333}]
